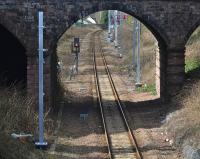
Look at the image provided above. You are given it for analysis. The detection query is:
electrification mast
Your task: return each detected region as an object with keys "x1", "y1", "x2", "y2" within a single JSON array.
[
  {"x1": 133, "y1": 17, "x2": 137, "y2": 68},
  {"x1": 135, "y1": 20, "x2": 141, "y2": 86},
  {"x1": 35, "y1": 11, "x2": 48, "y2": 149},
  {"x1": 114, "y1": 10, "x2": 118, "y2": 48},
  {"x1": 108, "y1": 10, "x2": 111, "y2": 41}
]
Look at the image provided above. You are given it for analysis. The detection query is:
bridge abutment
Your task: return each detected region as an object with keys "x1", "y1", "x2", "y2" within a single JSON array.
[
  {"x1": 1, "y1": 0, "x2": 199, "y2": 106},
  {"x1": 165, "y1": 47, "x2": 185, "y2": 97},
  {"x1": 156, "y1": 42, "x2": 167, "y2": 101}
]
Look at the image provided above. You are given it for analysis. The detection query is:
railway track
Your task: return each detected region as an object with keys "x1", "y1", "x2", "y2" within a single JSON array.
[{"x1": 91, "y1": 30, "x2": 143, "y2": 159}]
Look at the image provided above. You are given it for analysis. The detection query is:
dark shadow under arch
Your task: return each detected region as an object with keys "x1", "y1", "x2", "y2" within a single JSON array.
[{"x1": 0, "y1": 24, "x2": 27, "y2": 87}]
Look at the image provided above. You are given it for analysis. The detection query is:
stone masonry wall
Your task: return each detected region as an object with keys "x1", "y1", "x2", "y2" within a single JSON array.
[{"x1": 0, "y1": 0, "x2": 200, "y2": 105}]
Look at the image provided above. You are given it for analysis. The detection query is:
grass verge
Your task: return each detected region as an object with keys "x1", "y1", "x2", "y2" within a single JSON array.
[
  {"x1": 185, "y1": 58, "x2": 200, "y2": 74},
  {"x1": 135, "y1": 83, "x2": 157, "y2": 95}
]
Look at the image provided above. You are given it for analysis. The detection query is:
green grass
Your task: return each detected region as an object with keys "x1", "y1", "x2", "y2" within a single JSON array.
[
  {"x1": 100, "y1": 11, "x2": 108, "y2": 25},
  {"x1": 185, "y1": 58, "x2": 200, "y2": 74},
  {"x1": 136, "y1": 83, "x2": 157, "y2": 95}
]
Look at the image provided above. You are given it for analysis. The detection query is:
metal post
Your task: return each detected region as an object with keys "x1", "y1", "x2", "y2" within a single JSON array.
[
  {"x1": 35, "y1": 11, "x2": 48, "y2": 149},
  {"x1": 108, "y1": 10, "x2": 111, "y2": 41},
  {"x1": 76, "y1": 51, "x2": 79, "y2": 74},
  {"x1": 114, "y1": 10, "x2": 118, "y2": 48},
  {"x1": 99, "y1": 11, "x2": 102, "y2": 24},
  {"x1": 118, "y1": 11, "x2": 123, "y2": 58},
  {"x1": 136, "y1": 20, "x2": 141, "y2": 86},
  {"x1": 133, "y1": 17, "x2": 137, "y2": 68}
]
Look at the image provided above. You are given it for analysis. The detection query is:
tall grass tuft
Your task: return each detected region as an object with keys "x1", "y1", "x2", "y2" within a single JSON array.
[
  {"x1": 0, "y1": 85, "x2": 55, "y2": 159},
  {"x1": 0, "y1": 86, "x2": 37, "y2": 133}
]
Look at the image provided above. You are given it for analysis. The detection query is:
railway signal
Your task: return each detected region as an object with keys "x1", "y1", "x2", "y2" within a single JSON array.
[
  {"x1": 70, "y1": 37, "x2": 80, "y2": 79},
  {"x1": 35, "y1": 11, "x2": 48, "y2": 149},
  {"x1": 73, "y1": 37, "x2": 80, "y2": 74}
]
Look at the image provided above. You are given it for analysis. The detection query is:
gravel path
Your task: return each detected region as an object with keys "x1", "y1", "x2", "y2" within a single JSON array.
[{"x1": 48, "y1": 29, "x2": 108, "y2": 159}]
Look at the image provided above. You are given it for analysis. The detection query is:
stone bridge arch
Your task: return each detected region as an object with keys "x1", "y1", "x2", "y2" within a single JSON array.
[
  {"x1": 54, "y1": 2, "x2": 168, "y2": 45},
  {"x1": 48, "y1": 2, "x2": 169, "y2": 104},
  {"x1": 1, "y1": 1, "x2": 200, "y2": 106}
]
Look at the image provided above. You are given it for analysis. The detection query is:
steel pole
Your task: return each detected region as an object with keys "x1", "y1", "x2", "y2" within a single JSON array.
[
  {"x1": 133, "y1": 17, "x2": 136, "y2": 68},
  {"x1": 136, "y1": 20, "x2": 141, "y2": 85},
  {"x1": 108, "y1": 10, "x2": 111, "y2": 41},
  {"x1": 114, "y1": 10, "x2": 118, "y2": 48},
  {"x1": 35, "y1": 11, "x2": 48, "y2": 149}
]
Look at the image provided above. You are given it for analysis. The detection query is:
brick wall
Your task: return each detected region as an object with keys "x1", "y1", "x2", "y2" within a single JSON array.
[{"x1": 0, "y1": 0, "x2": 200, "y2": 105}]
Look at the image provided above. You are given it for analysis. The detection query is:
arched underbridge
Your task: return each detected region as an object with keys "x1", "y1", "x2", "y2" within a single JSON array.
[{"x1": 0, "y1": 0, "x2": 200, "y2": 106}]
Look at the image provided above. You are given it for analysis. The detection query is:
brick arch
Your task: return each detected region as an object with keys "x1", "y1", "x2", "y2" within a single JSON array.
[
  {"x1": 55, "y1": 2, "x2": 168, "y2": 48},
  {"x1": 52, "y1": 3, "x2": 168, "y2": 100},
  {"x1": 9, "y1": 0, "x2": 198, "y2": 105}
]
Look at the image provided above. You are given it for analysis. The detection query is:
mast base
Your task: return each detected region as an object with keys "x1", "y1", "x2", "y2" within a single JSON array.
[{"x1": 35, "y1": 142, "x2": 48, "y2": 150}]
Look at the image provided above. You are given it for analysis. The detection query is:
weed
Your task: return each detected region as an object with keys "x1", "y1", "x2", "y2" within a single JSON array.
[
  {"x1": 185, "y1": 58, "x2": 200, "y2": 74},
  {"x1": 136, "y1": 83, "x2": 157, "y2": 95}
]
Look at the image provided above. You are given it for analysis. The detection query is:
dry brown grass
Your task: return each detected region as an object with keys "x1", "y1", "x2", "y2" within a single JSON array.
[
  {"x1": 0, "y1": 86, "x2": 53, "y2": 135},
  {"x1": 185, "y1": 26, "x2": 200, "y2": 62},
  {"x1": 0, "y1": 131, "x2": 49, "y2": 159},
  {"x1": 118, "y1": 22, "x2": 156, "y2": 84},
  {"x1": 164, "y1": 27, "x2": 200, "y2": 151},
  {"x1": 0, "y1": 86, "x2": 37, "y2": 133},
  {"x1": 0, "y1": 86, "x2": 55, "y2": 159},
  {"x1": 164, "y1": 80, "x2": 200, "y2": 148},
  {"x1": 186, "y1": 40, "x2": 200, "y2": 62}
]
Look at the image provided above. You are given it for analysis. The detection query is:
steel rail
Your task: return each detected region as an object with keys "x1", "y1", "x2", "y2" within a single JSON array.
[
  {"x1": 93, "y1": 30, "x2": 143, "y2": 159},
  {"x1": 97, "y1": 33, "x2": 143, "y2": 159},
  {"x1": 91, "y1": 30, "x2": 113, "y2": 159}
]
